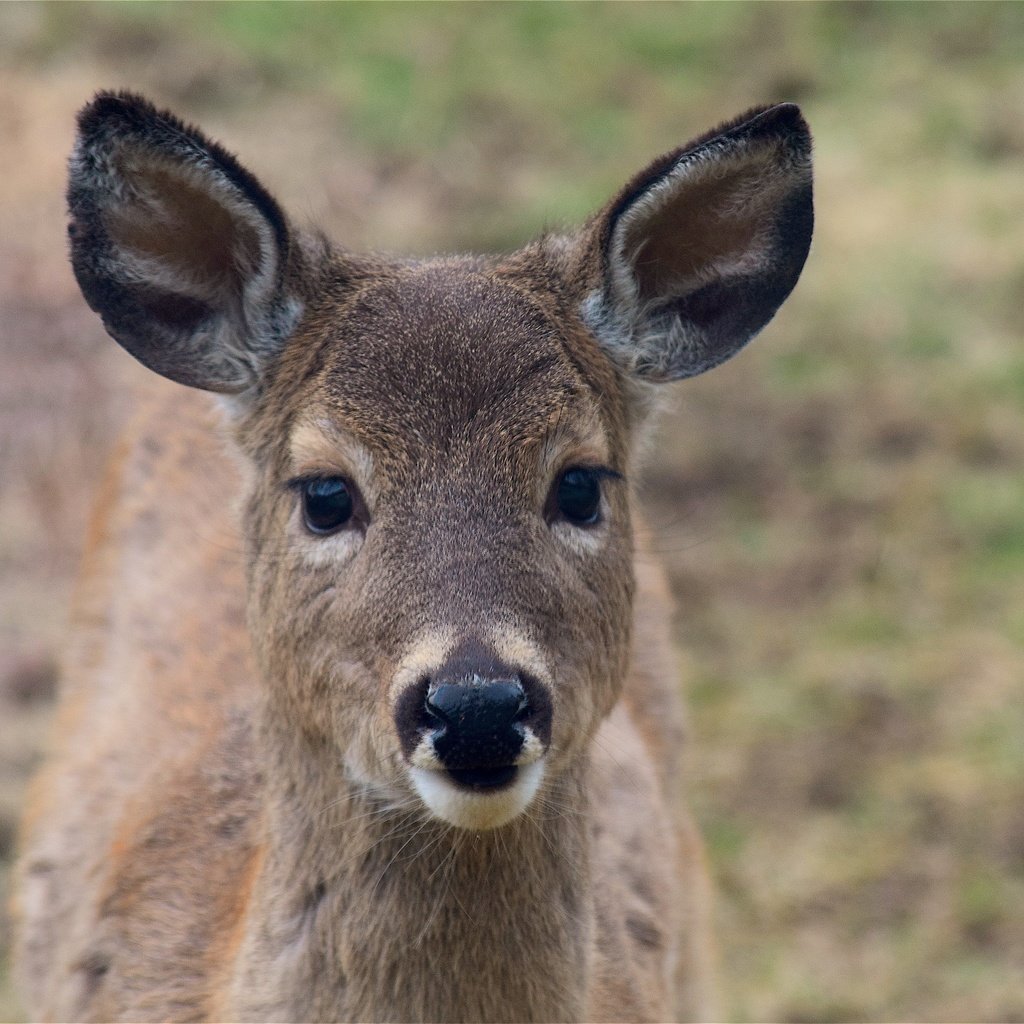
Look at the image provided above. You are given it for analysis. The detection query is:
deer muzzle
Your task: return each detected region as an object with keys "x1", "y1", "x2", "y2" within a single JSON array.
[{"x1": 393, "y1": 645, "x2": 553, "y2": 828}]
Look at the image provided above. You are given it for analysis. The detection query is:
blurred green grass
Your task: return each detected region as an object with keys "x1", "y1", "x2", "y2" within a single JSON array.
[{"x1": 3, "y1": 2, "x2": 1024, "y2": 1020}]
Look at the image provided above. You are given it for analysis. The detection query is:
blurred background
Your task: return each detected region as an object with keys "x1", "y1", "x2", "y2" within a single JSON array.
[{"x1": 1, "y1": 3, "x2": 1023, "y2": 1019}]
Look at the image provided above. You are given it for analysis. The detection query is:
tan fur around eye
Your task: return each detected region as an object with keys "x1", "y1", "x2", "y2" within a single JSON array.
[{"x1": 288, "y1": 418, "x2": 378, "y2": 502}]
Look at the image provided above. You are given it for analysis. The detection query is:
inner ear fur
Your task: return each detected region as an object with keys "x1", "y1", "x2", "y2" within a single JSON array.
[
  {"x1": 104, "y1": 162, "x2": 264, "y2": 302},
  {"x1": 68, "y1": 91, "x2": 301, "y2": 394},
  {"x1": 583, "y1": 103, "x2": 814, "y2": 382}
]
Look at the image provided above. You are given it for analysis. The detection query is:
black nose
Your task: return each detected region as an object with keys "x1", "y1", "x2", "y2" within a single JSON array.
[
  {"x1": 392, "y1": 640, "x2": 554, "y2": 791},
  {"x1": 425, "y1": 678, "x2": 528, "y2": 771}
]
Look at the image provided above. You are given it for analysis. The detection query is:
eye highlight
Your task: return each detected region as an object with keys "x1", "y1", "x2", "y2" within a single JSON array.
[
  {"x1": 550, "y1": 467, "x2": 620, "y2": 527},
  {"x1": 294, "y1": 476, "x2": 356, "y2": 535}
]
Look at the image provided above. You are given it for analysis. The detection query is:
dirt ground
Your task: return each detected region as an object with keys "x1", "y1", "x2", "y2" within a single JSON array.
[{"x1": 3, "y1": 5, "x2": 1024, "y2": 1021}]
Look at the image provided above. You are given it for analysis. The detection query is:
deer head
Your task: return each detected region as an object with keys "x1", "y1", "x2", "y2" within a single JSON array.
[{"x1": 67, "y1": 92, "x2": 812, "y2": 831}]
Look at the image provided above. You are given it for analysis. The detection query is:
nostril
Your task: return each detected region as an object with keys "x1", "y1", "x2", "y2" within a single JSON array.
[
  {"x1": 513, "y1": 692, "x2": 530, "y2": 723},
  {"x1": 421, "y1": 690, "x2": 446, "y2": 727},
  {"x1": 423, "y1": 682, "x2": 466, "y2": 729},
  {"x1": 394, "y1": 675, "x2": 436, "y2": 758},
  {"x1": 515, "y1": 674, "x2": 553, "y2": 748}
]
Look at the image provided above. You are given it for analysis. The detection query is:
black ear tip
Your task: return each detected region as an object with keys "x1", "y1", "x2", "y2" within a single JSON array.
[
  {"x1": 692, "y1": 103, "x2": 811, "y2": 163},
  {"x1": 748, "y1": 102, "x2": 812, "y2": 153},
  {"x1": 76, "y1": 90, "x2": 165, "y2": 141},
  {"x1": 760, "y1": 102, "x2": 808, "y2": 132}
]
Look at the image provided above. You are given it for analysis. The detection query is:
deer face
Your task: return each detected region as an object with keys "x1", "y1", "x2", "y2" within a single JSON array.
[
  {"x1": 67, "y1": 92, "x2": 811, "y2": 830},
  {"x1": 243, "y1": 266, "x2": 634, "y2": 829}
]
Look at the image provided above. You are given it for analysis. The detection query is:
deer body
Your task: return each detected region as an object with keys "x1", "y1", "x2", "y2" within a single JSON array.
[{"x1": 14, "y1": 94, "x2": 812, "y2": 1022}]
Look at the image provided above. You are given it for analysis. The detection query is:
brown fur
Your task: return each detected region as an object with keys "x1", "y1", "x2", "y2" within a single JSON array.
[{"x1": 13, "y1": 92, "x2": 812, "y2": 1022}]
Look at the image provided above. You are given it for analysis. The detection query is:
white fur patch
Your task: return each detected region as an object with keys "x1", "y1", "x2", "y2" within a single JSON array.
[
  {"x1": 291, "y1": 521, "x2": 363, "y2": 569},
  {"x1": 409, "y1": 761, "x2": 545, "y2": 831}
]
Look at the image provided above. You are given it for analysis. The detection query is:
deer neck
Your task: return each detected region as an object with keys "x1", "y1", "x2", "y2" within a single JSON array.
[{"x1": 230, "y1": 721, "x2": 595, "y2": 1023}]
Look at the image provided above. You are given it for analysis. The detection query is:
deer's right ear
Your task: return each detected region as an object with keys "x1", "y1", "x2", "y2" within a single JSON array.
[
  {"x1": 580, "y1": 103, "x2": 813, "y2": 382},
  {"x1": 68, "y1": 91, "x2": 302, "y2": 394}
]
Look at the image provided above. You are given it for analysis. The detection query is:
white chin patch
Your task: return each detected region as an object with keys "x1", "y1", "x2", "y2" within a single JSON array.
[{"x1": 410, "y1": 761, "x2": 545, "y2": 831}]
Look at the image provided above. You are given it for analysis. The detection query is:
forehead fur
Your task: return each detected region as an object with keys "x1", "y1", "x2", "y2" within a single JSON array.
[{"x1": 285, "y1": 261, "x2": 623, "y2": 472}]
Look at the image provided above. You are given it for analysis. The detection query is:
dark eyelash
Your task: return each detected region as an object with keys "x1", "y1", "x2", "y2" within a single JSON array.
[
  {"x1": 579, "y1": 466, "x2": 625, "y2": 483},
  {"x1": 283, "y1": 474, "x2": 340, "y2": 493}
]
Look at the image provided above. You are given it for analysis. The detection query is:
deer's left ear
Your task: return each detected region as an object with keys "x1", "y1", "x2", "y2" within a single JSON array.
[{"x1": 581, "y1": 103, "x2": 813, "y2": 381}]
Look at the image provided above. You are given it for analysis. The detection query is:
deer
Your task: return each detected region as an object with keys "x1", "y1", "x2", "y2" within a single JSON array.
[{"x1": 12, "y1": 90, "x2": 812, "y2": 1023}]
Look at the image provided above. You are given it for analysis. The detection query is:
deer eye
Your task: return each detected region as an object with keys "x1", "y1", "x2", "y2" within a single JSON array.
[
  {"x1": 553, "y1": 468, "x2": 603, "y2": 526},
  {"x1": 300, "y1": 477, "x2": 355, "y2": 534}
]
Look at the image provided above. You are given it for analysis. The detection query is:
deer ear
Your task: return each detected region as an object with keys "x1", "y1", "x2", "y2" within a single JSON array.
[
  {"x1": 68, "y1": 91, "x2": 302, "y2": 394},
  {"x1": 581, "y1": 103, "x2": 813, "y2": 381}
]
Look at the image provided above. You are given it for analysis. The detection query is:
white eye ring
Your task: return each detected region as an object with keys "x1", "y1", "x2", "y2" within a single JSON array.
[
  {"x1": 551, "y1": 517, "x2": 606, "y2": 556},
  {"x1": 290, "y1": 506, "x2": 364, "y2": 569}
]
